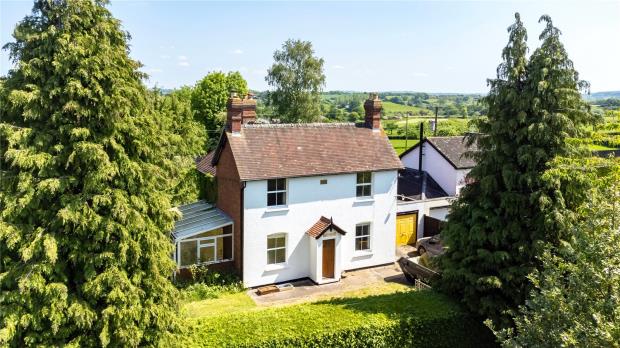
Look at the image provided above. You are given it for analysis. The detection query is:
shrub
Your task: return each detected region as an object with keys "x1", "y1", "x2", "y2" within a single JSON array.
[{"x1": 176, "y1": 265, "x2": 244, "y2": 302}]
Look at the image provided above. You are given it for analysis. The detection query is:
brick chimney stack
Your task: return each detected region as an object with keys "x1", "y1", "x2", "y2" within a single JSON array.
[
  {"x1": 226, "y1": 92, "x2": 243, "y2": 134},
  {"x1": 241, "y1": 93, "x2": 257, "y2": 124},
  {"x1": 227, "y1": 93, "x2": 257, "y2": 134},
  {"x1": 364, "y1": 93, "x2": 382, "y2": 131}
]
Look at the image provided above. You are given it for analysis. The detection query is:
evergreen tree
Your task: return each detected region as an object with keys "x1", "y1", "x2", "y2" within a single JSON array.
[
  {"x1": 438, "y1": 13, "x2": 592, "y2": 328},
  {"x1": 266, "y1": 39, "x2": 325, "y2": 123},
  {"x1": 150, "y1": 87, "x2": 206, "y2": 205},
  {"x1": 0, "y1": 1, "x2": 179, "y2": 345},
  {"x1": 498, "y1": 157, "x2": 620, "y2": 347}
]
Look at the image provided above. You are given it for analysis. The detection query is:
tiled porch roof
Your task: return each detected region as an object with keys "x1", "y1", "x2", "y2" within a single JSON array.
[{"x1": 306, "y1": 216, "x2": 347, "y2": 239}]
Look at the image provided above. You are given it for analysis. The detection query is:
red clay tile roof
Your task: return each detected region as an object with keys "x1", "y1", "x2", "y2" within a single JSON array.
[
  {"x1": 196, "y1": 151, "x2": 216, "y2": 175},
  {"x1": 306, "y1": 216, "x2": 347, "y2": 239},
  {"x1": 214, "y1": 123, "x2": 403, "y2": 181}
]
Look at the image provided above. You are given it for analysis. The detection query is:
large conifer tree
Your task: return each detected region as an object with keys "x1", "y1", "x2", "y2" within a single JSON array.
[
  {"x1": 438, "y1": 14, "x2": 592, "y2": 328},
  {"x1": 0, "y1": 0, "x2": 179, "y2": 345}
]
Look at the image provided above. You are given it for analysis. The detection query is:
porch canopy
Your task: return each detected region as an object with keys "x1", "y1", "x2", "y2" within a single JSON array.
[
  {"x1": 172, "y1": 200, "x2": 234, "y2": 268},
  {"x1": 306, "y1": 216, "x2": 347, "y2": 239}
]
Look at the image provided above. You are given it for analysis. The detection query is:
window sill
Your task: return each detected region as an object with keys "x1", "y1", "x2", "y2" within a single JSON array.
[
  {"x1": 266, "y1": 206, "x2": 289, "y2": 212},
  {"x1": 265, "y1": 263, "x2": 288, "y2": 272},
  {"x1": 352, "y1": 250, "x2": 373, "y2": 257},
  {"x1": 353, "y1": 197, "x2": 374, "y2": 205}
]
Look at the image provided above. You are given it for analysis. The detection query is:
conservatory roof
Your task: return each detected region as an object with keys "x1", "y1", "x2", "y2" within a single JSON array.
[{"x1": 172, "y1": 200, "x2": 233, "y2": 241}]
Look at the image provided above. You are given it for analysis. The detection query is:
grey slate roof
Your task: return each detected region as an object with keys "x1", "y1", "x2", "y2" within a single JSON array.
[
  {"x1": 427, "y1": 136, "x2": 477, "y2": 169},
  {"x1": 397, "y1": 168, "x2": 449, "y2": 200},
  {"x1": 172, "y1": 200, "x2": 232, "y2": 241},
  {"x1": 400, "y1": 136, "x2": 477, "y2": 169}
]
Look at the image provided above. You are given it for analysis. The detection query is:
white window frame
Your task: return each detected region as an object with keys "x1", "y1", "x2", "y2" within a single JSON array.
[
  {"x1": 175, "y1": 225, "x2": 234, "y2": 268},
  {"x1": 267, "y1": 233, "x2": 287, "y2": 265},
  {"x1": 355, "y1": 223, "x2": 371, "y2": 251},
  {"x1": 356, "y1": 172, "x2": 372, "y2": 198},
  {"x1": 267, "y1": 178, "x2": 287, "y2": 207}
]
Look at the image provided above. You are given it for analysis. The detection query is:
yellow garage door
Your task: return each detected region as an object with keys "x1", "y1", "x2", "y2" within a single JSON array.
[{"x1": 396, "y1": 213, "x2": 418, "y2": 246}]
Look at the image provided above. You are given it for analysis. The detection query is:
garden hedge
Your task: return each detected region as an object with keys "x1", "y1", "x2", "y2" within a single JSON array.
[{"x1": 178, "y1": 290, "x2": 497, "y2": 347}]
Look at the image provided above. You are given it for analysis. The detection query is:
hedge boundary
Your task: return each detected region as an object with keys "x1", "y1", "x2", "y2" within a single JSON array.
[{"x1": 178, "y1": 290, "x2": 497, "y2": 348}]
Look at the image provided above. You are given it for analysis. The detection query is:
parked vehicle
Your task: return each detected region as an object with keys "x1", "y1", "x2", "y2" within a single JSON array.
[
  {"x1": 415, "y1": 234, "x2": 445, "y2": 257},
  {"x1": 397, "y1": 255, "x2": 440, "y2": 284}
]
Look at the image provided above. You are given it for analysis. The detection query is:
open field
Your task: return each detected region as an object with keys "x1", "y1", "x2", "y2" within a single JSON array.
[
  {"x1": 390, "y1": 138, "x2": 419, "y2": 155},
  {"x1": 381, "y1": 101, "x2": 430, "y2": 115}
]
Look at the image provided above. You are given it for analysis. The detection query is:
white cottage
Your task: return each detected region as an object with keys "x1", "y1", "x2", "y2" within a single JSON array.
[{"x1": 175, "y1": 93, "x2": 403, "y2": 288}]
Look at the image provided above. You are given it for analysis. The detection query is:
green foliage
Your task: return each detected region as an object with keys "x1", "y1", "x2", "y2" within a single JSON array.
[
  {"x1": 439, "y1": 13, "x2": 594, "y2": 328},
  {"x1": 0, "y1": 1, "x2": 179, "y2": 345},
  {"x1": 497, "y1": 157, "x2": 620, "y2": 347},
  {"x1": 191, "y1": 71, "x2": 248, "y2": 149},
  {"x1": 178, "y1": 291, "x2": 497, "y2": 347},
  {"x1": 150, "y1": 87, "x2": 206, "y2": 205},
  {"x1": 266, "y1": 39, "x2": 325, "y2": 123}
]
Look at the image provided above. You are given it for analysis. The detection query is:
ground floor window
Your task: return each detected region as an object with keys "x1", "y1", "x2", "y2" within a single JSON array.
[
  {"x1": 267, "y1": 234, "x2": 286, "y2": 264},
  {"x1": 355, "y1": 223, "x2": 371, "y2": 251},
  {"x1": 177, "y1": 225, "x2": 233, "y2": 267}
]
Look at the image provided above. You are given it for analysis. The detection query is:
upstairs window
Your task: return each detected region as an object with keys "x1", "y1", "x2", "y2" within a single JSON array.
[
  {"x1": 267, "y1": 178, "x2": 287, "y2": 206},
  {"x1": 355, "y1": 223, "x2": 371, "y2": 251},
  {"x1": 356, "y1": 172, "x2": 372, "y2": 197}
]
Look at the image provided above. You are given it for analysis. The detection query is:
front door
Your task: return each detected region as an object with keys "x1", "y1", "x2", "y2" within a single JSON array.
[
  {"x1": 322, "y1": 239, "x2": 335, "y2": 279},
  {"x1": 396, "y1": 213, "x2": 418, "y2": 246}
]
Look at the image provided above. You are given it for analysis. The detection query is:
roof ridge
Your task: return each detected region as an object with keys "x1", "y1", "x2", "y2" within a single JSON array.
[{"x1": 243, "y1": 122, "x2": 356, "y2": 129}]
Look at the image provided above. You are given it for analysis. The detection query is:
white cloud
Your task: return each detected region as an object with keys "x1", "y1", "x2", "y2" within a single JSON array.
[
  {"x1": 331, "y1": 65, "x2": 345, "y2": 70},
  {"x1": 160, "y1": 54, "x2": 171, "y2": 60},
  {"x1": 411, "y1": 72, "x2": 429, "y2": 77},
  {"x1": 177, "y1": 55, "x2": 188, "y2": 61},
  {"x1": 232, "y1": 49, "x2": 244, "y2": 54},
  {"x1": 178, "y1": 61, "x2": 190, "y2": 67}
]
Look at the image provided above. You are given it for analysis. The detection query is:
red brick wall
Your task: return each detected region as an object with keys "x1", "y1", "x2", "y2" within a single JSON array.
[{"x1": 215, "y1": 139, "x2": 243, "y2": 274}]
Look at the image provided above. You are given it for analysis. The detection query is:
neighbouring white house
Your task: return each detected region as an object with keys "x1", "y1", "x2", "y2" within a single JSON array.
[
  {"x1": 394, "y1": 136, "x2": 477, "y2": 243},
  {"x1": 174, "y1": 93, "x2": 403, "y2": 288}
]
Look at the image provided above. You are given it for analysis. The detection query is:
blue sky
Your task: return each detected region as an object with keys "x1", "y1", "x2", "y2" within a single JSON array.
[{"x1": 1, "y1": 1, "x2": 619, "y2": 93}]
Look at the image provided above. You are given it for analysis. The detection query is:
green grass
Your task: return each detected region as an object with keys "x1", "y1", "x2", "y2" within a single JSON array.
[
  {"x1": 381, "y1": 101, "x2": 429, "y2": 115},
  {"x1": 179, "y1": 290, "x2": 480, "y2": 347},
  {"x1": 390, "y1": 138, "x2": 419, "y2": 155},
  {"x1": 183, "y1": 291, "x2": 256, "y2": 318},
  {"x1": 589, "y1": 144, "x2": 618, "y2": 151}
]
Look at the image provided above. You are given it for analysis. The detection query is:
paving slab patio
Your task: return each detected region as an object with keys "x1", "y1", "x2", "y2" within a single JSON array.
[{"x1": 248, "y1": 263, "x2": 411, "y2": 306}]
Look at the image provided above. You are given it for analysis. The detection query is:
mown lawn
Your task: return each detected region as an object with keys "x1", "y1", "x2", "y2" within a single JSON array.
[
  {"x1": 178, "y1": 289, "x2": 494, "y2": 347},
  {"x1": 390, "y1": 138, "x2": 419, "y2": 155}
]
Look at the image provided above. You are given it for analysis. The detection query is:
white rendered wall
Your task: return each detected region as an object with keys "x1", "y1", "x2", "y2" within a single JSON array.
[
  {"x1": 454, "y1": 169, "x2": 471, "y2": 196},
  {"x1": 397, "y1": 198, "x2": 452, "y2": 238},
  {"x1": 401, "y1": 144, "x2": 458, "y2": 196},
  {"x1": 242, "y1": 170, "x2": 398, "y2": 288},
  {"x1": 429, "y1": 206, "x2": 450, "y2": 221}
]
